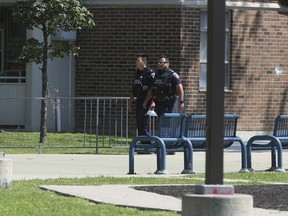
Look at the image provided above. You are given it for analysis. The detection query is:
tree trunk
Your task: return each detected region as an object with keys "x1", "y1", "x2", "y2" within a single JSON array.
[
  {"x1": 39, "y1": 69, "x2": 48, "y2": 143},
  {"x1": 39, "y1": 27, "x2": 49, "y2": 143}
]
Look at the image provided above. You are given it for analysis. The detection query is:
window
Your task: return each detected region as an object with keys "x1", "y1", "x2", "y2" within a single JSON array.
[
  {"x1": 6, "y1": 9, "x2": 26, "y2": 69},
  {"x1": 199, "y1": 11, "x2": 230, "y2": 91},
  {"x1": 0, "y1": 9, "x2": 26, "y2": 82}
]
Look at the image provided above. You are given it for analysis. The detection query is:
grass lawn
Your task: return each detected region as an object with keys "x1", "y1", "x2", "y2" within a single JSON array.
[
  {"x1": 0, "y1": 131, "x2": 130, "y2": 154},
  {"x1": 2, "y1": 173, "x2": 288, "y2": 216}
]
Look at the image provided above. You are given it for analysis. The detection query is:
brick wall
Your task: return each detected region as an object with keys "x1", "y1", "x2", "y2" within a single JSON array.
[
  {"x1": 228, "y1": 10, "x2": 288, "y2": 130},
  {"x1": 180, "y1": 8, "x2": 206, "y2": 114},
  {"x1": 75, "y1": 7, "x2": 182, "y2": 132},
  {"x1": 75, "y1": 6, "x2": 288, "y2": 133}
]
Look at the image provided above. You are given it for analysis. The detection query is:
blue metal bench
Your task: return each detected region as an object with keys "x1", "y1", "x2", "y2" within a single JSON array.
[
  {"x1": 246, "y1": 115, "x2": 288, "y2": 172},
  {"x1": 128, "y1": 113, "x2": 194, "y2": 175},
  {"x1": 184, "y1": 114, "x2": 249, "y2": 172}
]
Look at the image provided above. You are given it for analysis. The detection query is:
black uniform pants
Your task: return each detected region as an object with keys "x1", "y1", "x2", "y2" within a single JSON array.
[
  {"x1": 135, "y1": 98, "x2": 149, "y2": 138},
  {"x1": 155, "y1": 99, "x2": 175, "y2": 117}
]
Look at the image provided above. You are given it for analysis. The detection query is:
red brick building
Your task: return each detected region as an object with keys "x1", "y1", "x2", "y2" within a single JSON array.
[{"x1": 75, "y1": 1, "x2": 288, "y2": 137}]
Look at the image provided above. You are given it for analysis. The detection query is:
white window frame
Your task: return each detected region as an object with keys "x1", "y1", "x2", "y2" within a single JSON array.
[{"x1": 199, "y1": 10, "x2": 231, "y2": 91}]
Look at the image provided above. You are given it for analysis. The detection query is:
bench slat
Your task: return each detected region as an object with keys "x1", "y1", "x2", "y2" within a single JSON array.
[
  {"x1": 185, "y1": 114, "x2": 241, "y2": 149},
  {"x1": 158, "y1": 113, "x2": 185, "y2": 139},
  {"x1": 184, "y1": 114, "x2": 248, "y2": 172}
]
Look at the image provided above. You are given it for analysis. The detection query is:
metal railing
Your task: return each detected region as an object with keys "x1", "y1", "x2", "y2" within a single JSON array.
[
  {"x1": 79, "y1": 97, "x2": 131, "y2": 151},
  {"x1": 0, "y1": 70, "x2": 26, "y2": 83},
  {"x1": 0, "y1": 96, "x2": 157, "y2": 152}
]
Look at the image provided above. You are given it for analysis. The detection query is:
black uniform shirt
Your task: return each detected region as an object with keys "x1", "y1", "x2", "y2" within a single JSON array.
[{"x1": 131, "y1": 67, "x2": 155, "y2": 98}]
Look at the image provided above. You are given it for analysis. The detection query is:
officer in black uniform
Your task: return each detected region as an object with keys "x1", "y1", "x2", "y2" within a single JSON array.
[
  {"x1": 129, "y1": 55, "x2": 155, "y2": 138},
  {"x1": 143, "y1": 55, "x2": 184, "y2": 117}
]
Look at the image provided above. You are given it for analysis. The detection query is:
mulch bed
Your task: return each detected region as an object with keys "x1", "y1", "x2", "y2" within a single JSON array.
[{"x1": 134, "y1": 184, "x2": 288, "y2": 211}]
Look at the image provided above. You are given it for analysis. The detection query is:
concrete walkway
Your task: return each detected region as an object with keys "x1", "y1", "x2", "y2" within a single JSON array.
[
  {"x1": 39, "y1": 184, "x2": 288, "y2": 215},
  {"x1": 8, "y1": 150, "x2": 286, "y2": 179},
  {"x1": 5, "y1": 150, "x2": 288, "y2": 215}
]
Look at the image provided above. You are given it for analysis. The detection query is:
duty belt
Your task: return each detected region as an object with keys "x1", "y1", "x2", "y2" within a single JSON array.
[{"x1": 154, "y1": 95, "x2": 176, "y2": 102}]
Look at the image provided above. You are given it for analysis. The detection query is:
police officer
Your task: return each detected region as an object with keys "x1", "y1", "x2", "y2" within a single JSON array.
[
  {"x1": 129, "y1": 55, "x2": 155, "y2": 138},
  {"x1": 143, "y1": 55, "x2": 184, "y2": 116}
]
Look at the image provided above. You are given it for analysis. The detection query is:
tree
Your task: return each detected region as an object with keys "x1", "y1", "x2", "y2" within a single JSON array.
[{"x1": 12, "y1": 0, "x2": 95, "y2": 143}]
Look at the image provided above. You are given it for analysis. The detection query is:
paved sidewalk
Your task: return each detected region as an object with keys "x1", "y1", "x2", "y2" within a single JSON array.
[
  {"x1": 5, "y1": 150, "x2": 288, "y2": 215},
  {"x1": 7, "y1": 150, "x2": 287, "y2": 179},
  {"x1": 40, "y1": 184, "x2": 288, "y2": 215}
]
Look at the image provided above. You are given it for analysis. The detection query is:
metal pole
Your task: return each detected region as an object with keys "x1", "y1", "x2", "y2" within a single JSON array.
[
  {"x1": 95, "y1": 98, "x2": 99, "y2": 154},
  {"x1": 206, "y1": 0, "x2": 226, "y2": 184},
  {"x1": 56, "y1": 97, "x2": 61, "y2": 132}
]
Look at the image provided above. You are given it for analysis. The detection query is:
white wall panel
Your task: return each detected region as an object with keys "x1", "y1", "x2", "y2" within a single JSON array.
[{"x1": 0, "y1": 84, "x2": 26, "y2": 125}]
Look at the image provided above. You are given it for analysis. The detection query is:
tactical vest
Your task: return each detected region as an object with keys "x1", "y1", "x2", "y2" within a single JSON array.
[{"x1": 152, "y1": 75, "x2": 173, "y2": 99}]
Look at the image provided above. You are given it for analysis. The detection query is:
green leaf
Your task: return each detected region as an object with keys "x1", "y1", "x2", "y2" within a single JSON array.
[
  {"x1": 12, "y1": 0, "x2": 95, "y2": 64},
  {"x1": 18, "y1": 38, "x2": 44, "y2": 64}
]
